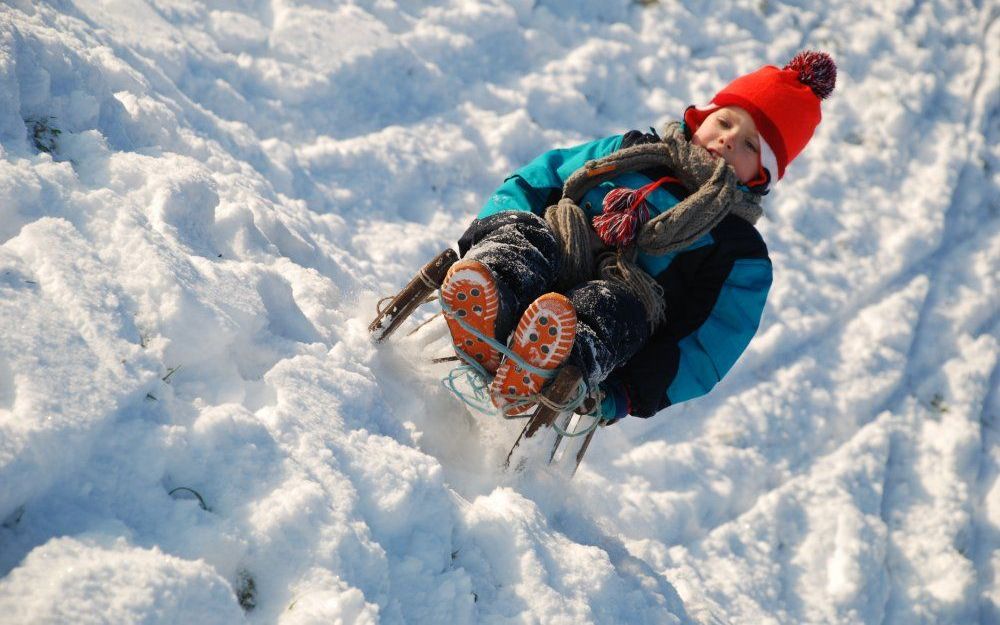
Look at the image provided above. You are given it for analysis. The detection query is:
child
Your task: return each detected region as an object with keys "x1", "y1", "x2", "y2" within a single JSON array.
[{"x1": 441, "y1": 51, "x2": 837, "y2": 420}]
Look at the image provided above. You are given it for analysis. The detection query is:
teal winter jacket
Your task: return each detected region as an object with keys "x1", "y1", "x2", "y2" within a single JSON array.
[{"x1": 466, "y1": 128, "x2": 772, "y2": 418}]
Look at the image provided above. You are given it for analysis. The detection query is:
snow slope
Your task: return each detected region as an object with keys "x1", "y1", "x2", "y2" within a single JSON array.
[{"x1": 0, "y1": 0, "x2": 997, "y2": 623}]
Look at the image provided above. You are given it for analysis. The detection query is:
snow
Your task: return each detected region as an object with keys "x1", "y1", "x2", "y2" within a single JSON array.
[
  {"x1": 0, "y1": 535, "x2": 245, "y2": 625},
  {"x1": 0, "y1": 0, "x2": 997, "y2": 624}
]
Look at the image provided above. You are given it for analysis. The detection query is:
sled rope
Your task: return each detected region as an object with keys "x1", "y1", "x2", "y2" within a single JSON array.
[
  {"x1": 417, "y1": 267, "x2": 440, "y2": 291},
  {"x1": 535, "y1": 381, "x2": 608, "y2": 437},
  {"x1": 438, "y1": 298, "x2": 590, "y2": 415},
  {"x1": 441, "y1": 363, "x2": 494, "y2": 412},
  {"x1": 376, "y1": 292, "x2": 437, "y2": 317},
  {"x1": 375, "y1": 295, "x2": 394, "y2": 316},
  {"x1": 439, "y1": 299, "x2": 559, "y2": 379},
  {"x1": 551, "y1": 412, "x2": 604, "y2": 438},
  {"x1": 407, "y1": 309, "x2": 443, "y2": 337},
  {"x1": 535, "y1": 381, "x2": 588, "y2": 417}
]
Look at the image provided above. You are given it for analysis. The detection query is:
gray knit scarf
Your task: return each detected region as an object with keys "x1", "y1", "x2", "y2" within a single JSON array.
[{"x1": 544, "y1": 121, "x2": 763, "y2": 327}]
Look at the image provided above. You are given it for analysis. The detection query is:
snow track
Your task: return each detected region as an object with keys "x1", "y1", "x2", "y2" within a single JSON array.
[{"x1": 0, "y1": 1, "x2": 997, "y2": 624}]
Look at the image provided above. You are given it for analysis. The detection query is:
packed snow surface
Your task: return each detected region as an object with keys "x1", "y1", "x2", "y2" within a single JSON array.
[{"x1": 1, "y1": 0, "x2": 998, "y2": 623}]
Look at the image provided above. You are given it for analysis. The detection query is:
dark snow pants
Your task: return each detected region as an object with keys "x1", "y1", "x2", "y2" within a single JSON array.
[{"x1": 457, "y1": 211, "x2": 650, "y2": 389}]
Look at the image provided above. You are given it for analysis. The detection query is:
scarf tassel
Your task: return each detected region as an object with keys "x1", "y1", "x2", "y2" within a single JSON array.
[{"x1": 592, "y1": 177, "x2": 677, "y2": 247}]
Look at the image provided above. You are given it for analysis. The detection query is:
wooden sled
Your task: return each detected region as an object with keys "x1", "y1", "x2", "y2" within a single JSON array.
[{"x1": 368, "y1": 249, "x2": 602, "y2": 475}]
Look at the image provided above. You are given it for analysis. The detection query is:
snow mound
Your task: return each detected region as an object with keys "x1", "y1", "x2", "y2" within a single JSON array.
[{"x1": 0, "y1": 536, "x2": 244, "y2": 625}]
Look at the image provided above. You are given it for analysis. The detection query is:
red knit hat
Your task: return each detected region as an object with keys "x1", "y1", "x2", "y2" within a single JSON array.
[{"x1": 684, "y1": 51, "x2": 837, "y2": 185}]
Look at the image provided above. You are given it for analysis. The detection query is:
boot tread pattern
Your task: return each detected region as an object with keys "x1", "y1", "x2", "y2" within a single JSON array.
[
  {"x1": 491, "y1": 293, "x2": 576, "y2": 415},
  {"x1": 441, "y1": 260, "x2": 501, "y2": 373}
]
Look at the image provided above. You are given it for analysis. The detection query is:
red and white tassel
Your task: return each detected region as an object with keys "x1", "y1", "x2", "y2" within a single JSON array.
[{"x1": 592, "y1": 176, "x2": 678, "y2": 247}]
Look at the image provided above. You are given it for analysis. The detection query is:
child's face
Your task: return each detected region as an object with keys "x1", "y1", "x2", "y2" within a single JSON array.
[{"x1": 691, "y1": 106, "x2": 761, "y2": 183}]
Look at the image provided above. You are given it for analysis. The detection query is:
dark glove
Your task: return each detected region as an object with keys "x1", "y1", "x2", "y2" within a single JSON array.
[{"x1": 575, "y1": 381, "x2": 629, "y2": 425}]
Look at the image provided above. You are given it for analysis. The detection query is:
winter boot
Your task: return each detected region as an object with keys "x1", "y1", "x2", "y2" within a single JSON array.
[
  {"x1": 441, "y1": 259, "x2": 502, "y2": 373},
  {"x1": 490, "y1": 293, "x2": 577, "y2": 415}
]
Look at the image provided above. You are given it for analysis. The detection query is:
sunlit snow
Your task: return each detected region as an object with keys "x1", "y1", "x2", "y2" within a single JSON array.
[{"x1": 0, "y1": 1, "x2": 997, "y2": 624}]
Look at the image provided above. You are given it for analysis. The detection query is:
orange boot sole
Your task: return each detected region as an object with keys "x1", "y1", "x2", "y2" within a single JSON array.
[
  {"x1": 440, "y1": 259, "x2": 502, "y2": 373},
  {"x1": 491, "y1": 293, "x2": 577, "y2": 415}
]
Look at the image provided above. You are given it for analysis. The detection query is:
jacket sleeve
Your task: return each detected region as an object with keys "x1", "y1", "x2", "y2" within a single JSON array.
[
  {"x1": 458, "y1": 134, "x2": 623, "y2": 255},
  {"x1": 475, "y1": 134, "x2": 625, "y2": 218},
  {"x1": 616, "y1": 218, "x2": 772, "y2": 417}
]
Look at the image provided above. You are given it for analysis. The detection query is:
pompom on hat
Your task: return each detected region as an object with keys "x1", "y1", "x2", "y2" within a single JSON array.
[{"x1": 684, "y1": 51, "x2": 837, "y2": 186}]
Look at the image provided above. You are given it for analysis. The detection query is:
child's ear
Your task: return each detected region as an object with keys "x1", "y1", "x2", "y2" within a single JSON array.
[
  {"x1": 746, "y1": 167, "x2": 771, "y2": 195},
  {"x1": 682, "y1": 105, "x2": 707, "y2": 136}
]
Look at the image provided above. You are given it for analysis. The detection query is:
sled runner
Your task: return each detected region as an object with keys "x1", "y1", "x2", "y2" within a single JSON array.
[
  {"x1": 369, "y1": 248, "x2": 459, "y2": 343},
  {"x1": 369, "y1": 249, "x2": 606, "y2": 476}
]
